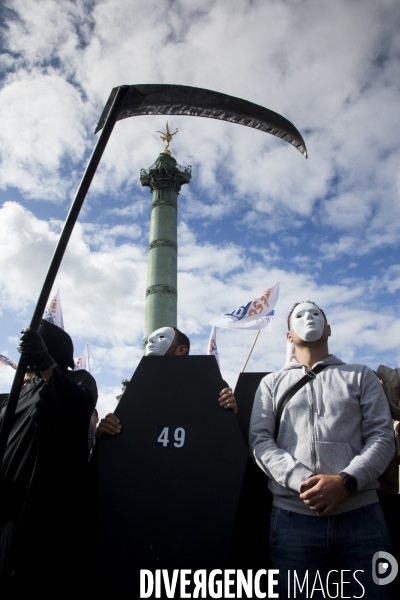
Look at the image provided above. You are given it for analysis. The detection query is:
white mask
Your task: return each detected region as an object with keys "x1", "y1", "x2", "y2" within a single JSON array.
[
  {"x1": 291, "y1": 302, "x2": 325, "y2": 342},
  {"x1": 146, "y1": 327, "x2": 175, "y2": 356}
]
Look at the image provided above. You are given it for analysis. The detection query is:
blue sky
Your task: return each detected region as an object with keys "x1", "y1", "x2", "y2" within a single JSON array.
[{"x1": 0, "y1": 0, "x2": 399, "y2": 416}]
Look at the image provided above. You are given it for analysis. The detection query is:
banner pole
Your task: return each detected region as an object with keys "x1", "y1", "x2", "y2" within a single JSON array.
[
  {"x1": 0, "y1": 85, "x2": 128, "y2": 472},
  {"x1": 241, "y1": 330, "x2": 261, "y2": 373}
]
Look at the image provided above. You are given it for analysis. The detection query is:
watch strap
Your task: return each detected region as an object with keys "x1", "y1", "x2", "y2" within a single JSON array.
[{"x1": 339, "y1": 471, "x2": 358, "y2": 493}]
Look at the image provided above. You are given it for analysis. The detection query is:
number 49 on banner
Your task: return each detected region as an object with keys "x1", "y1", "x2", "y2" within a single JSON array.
[{"x1": 156, "y1": 426, "x2": 187, "y2": 449}]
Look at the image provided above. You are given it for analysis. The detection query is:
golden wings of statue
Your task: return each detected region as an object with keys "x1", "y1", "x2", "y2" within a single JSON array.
[{"x1": 156, "y1": 121, "x2": 179, "y2": 153}]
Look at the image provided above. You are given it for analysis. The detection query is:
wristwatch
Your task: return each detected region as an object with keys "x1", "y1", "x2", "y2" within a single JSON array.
[{"x1": 339, "y1": 471, "x2": 358, "y2": 493}]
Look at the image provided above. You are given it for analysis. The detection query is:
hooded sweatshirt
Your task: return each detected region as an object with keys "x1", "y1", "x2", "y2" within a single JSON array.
[{"x1": 249, "y1": 354, "x2": 395, "y2": 515}]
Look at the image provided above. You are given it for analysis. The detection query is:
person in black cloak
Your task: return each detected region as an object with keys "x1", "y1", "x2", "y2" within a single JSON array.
[{"x1": 0, "y1": 320, "x2": 97, "y2": 594}]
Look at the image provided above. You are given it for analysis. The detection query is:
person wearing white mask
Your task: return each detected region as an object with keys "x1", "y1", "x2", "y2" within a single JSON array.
[
  {"x1": 145, "y1": 326, "x2": 190, "y2": 357},
  {"x1": 250, "y1": 301, "x2": 395, "y2": 599},
  {"x1": 97, "y1": 326, "x2": 237, "y2": 437}
]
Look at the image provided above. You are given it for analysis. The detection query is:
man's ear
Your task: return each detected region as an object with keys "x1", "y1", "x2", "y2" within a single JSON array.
[
  {"x1": 286, "y1": 331, "x2": 294, "y2": 343},
  {"x1": 175, "y1": 344, "x2": 188, "y2": 356},
  {"x1": 327, "y1": 325, "x2": 331, "y2": 337}
]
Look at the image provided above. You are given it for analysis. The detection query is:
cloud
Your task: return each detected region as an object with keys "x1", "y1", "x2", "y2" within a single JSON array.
[
  {"x1": 1, "y1": 0, "x2": 398, "y2": 253},
  {"x1": 0, "y1": 200, "x2": 148, "y2": 338},
  {"x1": 1, "y1": 0, "x2": 400, "y2": 403},
  {"x1": 382, "y1": 265, "x2": 400, "y2": 294},
  {"x1": 95, "y1": 385, "x2": 122, "y2": 419},
  {"x1": 80, "y1": 222, "x2": 142, "y2": 248},
  {"x1": 0, "y1": 362, "x2": 16, "y2": 389},
  {"x1": 0, "y1": 74, "x2": 90, "y2": 200},
  {"x1": 1, "y1": 198, "x2": 400, "y2": 401}
]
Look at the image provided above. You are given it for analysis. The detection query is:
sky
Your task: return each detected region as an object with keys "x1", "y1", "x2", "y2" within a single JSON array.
[{"x1": 0, "y1": 0, "x2": 399, "y2": 417}]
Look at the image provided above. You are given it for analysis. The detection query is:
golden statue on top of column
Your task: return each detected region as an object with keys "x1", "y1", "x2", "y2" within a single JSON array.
[{"x1": 156, "y1": 121, "x2": 179, "y2": 155}]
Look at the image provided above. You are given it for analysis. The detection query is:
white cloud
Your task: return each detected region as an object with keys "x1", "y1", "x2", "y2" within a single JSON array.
[
  {"x1": 95, "y1": 385, "x2": 121, "y2": 419},
  {"x1": 0, "y1": 200, "x2": 148, "y2": 338},
  {"x1": 0, "y1": 74, "x2": 90, "y2": 199},
  {"x1": 1, "y1": 0, "x2": 398, "y2": 251},
  {"x1": 0, "y1": 363, "x2": 16, "y2": 389},
  {"x1": 382, "y1": 265, "x2": 400, "y2": 293},
  {"x1": 1, "y1": 0, "x2": 400, "y2": 399}
]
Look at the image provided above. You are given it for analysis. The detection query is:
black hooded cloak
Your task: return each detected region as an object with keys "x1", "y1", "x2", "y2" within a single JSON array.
[{"x1": 0, "y1": 320, "x2": 97, "y2": 592}]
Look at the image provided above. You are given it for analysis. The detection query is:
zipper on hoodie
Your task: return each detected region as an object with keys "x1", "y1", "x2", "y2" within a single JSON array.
[{"x1": 306, "y1": 368, "x2": 317, "y2": 474}]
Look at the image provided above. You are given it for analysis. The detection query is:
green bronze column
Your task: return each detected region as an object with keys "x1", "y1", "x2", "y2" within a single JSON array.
[{"x1": 140, "y1": 128, "x2": 191, "y2": 349}]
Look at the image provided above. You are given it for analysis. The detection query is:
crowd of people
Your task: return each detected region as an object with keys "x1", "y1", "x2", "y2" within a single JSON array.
[{"x1": 0, "y1": 302, "x2": 398, "y2": 598}]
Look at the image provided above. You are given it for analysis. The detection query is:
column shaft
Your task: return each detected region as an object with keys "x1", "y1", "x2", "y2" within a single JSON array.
[{"x1": 140, "y1": 153, "x2": 191, "y2": 349}]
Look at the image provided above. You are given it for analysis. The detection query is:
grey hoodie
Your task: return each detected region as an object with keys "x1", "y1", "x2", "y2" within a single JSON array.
[{"x1": 249, "y1": 354, "x2": 395, "y2": 515}]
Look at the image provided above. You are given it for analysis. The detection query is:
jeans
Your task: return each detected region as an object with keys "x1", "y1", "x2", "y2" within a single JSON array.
[{"x1": 270, "y1": 503, "x2": 393, "y2": 599}]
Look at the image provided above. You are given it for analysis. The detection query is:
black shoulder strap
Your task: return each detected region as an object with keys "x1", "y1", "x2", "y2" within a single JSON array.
[{"x1": 274, "y1": 364, "x2": 328, "y2": 439}]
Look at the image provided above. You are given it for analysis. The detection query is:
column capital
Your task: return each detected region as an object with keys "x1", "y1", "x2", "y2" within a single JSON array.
[{"x1": 140, "y1": 152, "x2": 191, "y2": 193}]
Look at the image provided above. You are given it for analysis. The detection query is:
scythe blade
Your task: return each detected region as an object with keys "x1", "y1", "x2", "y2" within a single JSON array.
[{"x1": 95, "y1": 84, "x2": 307, "y2": 158}]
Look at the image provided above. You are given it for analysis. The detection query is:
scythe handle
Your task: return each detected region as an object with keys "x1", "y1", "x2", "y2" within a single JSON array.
[{"x1": 0, "y1": 85, "x2": 129, "y2": 472}]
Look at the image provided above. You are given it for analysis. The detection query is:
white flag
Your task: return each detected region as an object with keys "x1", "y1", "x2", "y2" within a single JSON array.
[
  {"x1": 207, "y1": 325, "x2": 220, "y2": 367},
  {"x1": 43, "y1": 290, "x2": 64, "y2": 329},
  {"x1": 209, "y1": 281, "x2": 280, "y2": 331},
  {"x1": 285, "y1": 340, "x2": 297, "y2": 364},
  {"x1": 75, "y1": 343, "x2": 90, "y2": 372},
  {"x1": 0, "y1": 354, "x2": 17, "y2": 370}
]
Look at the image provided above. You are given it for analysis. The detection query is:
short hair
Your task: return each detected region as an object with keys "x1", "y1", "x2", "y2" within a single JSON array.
[
  {"x1": 172, "y1": 327, "x2": 190, "y2": 354},
  {"x1": 287, "y1": 301, "x2": 327, "y2": 330}
]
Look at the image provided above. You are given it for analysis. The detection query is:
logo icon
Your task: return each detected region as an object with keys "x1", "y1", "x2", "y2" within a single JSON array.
[{"x1": 372, "y1": 551, "x2": 398, "y2": 585}]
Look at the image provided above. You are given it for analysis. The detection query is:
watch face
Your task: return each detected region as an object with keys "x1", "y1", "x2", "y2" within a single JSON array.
[{"x1": 344, "y1": 476, "x2": 358, "y2": 493}]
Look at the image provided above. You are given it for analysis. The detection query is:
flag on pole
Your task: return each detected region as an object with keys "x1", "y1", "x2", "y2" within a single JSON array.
[
  {"x1": 75, "y1": 343, "x2": 90, "y2": 372},
  {"x1": 207, "y1": 325, "x2": 220, "y2": 367},
  {"x1": 0, "y1": 354, "x2": 17, "y2": 370},
  {"x1": 285, "y1": 340, "x2": 297, "y2": 363},
  {"x1": 209, "y1": 281, "x2": 280, "y2": 331},
  {"x1": 43, "y1": 290, "x2": 64, "y2": 329}
]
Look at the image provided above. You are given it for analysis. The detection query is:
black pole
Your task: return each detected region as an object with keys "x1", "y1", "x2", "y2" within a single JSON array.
[{"x1": 0, "y1": 85, "x2": 129, "y2": 471}]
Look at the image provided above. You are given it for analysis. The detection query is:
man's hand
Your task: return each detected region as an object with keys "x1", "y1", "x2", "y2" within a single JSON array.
[
  {"x1": 97, "y1": 413, "x2": 122, "y2": 438},
  {"x1": 218, "y1": 388, "x2": 238, "y2": 414},
  {"x1": 299, "y1": 474, "x2": 350, "y2": 516},
  {"x1": 39, "y1": 363, "x2": 58, "y2": 381}
]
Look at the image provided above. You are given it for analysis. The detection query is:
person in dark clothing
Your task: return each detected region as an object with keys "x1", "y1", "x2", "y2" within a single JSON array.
[{"x1": 0, "y1": 320, "x2": 97, "y2": 594}]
